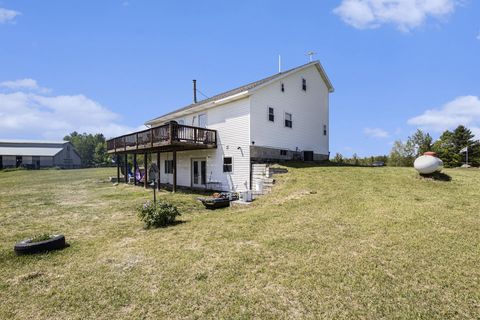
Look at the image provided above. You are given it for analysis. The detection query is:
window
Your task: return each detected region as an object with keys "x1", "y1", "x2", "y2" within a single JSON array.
[
  {"x1": 280, "y1": 149, "x2": 288, "y2": 156},
  {"x1": 285, "y1": 112, "x2": 292, "y2": 128},
  {"x1": 223, "y1": 157, "x2": 233, "y2": 173},
  {"x1": 268, "y1": 107, "x2": 274, "y2": 122},
  {"x1": 281, "y1": 83, "x2": 285, "y2": 92},
  {"x1": 177, "y1": 119, "x2": 185, "y2": 125},
  {"x1": 323, "y1": 124, "x2": 327, "y2": 136},
  {"x1": 302, "y1": 78, "x2": 307, "y2": 91},
  {"x1": 165, "y1": 160, "x2": 173, "y2": 174},
  {"x1": 198, "y1": 113, "x2": 207, "y2": 128}
]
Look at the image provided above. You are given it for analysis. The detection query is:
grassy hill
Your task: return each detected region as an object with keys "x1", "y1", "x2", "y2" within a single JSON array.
[{"x1": 0, "y1": 165, "x2": 479, "y2": 319}]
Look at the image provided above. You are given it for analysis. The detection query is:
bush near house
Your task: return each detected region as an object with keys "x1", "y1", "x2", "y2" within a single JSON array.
[{"x1": 138, "y1": 200, "x2": 181, "y2": 228}]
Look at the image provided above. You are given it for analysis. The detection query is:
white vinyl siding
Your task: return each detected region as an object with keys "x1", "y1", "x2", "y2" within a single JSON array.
[
  {"x1": 156, "y1": 97, "x2": 251, "y2": 191},
  {"x1": 250, "y1": 65, "x2": 330, "y2": 155}
]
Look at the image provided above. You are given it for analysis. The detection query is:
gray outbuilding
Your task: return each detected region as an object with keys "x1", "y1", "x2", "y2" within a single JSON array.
[{"x1": 0, "y1": 140, "x2": 81, "y2": 169}]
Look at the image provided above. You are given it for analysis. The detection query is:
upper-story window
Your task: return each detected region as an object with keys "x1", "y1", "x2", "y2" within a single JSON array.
[
  {"x1": 285, "y1": 112, "x2": 292, "y2": 128},
  {"x1": 281, "y1": 83, "x2": 285, "y2": 92},
  {"x1": 223, "y1": 157, "x2": 233, "y2": 173},
  {"x1": 177, "y1": 119, "x2": 185, "y2": 125},
  {"x1": 323, "y1": 124, "x2": 327, "y2": 136},
  {"x1": 198, "y1": 114, "x2": 207, "y2": 128},
  {"x1": 302, "y1": 78, "x2": 307, "y2": 91},
  {"x1": 268, "y1": 107, "x2": 274, "y2": 122}
]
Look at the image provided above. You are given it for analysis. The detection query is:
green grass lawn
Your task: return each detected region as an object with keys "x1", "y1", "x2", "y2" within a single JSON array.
[{"x1": 0, "y1": 165, "x2": 479, "y2": 319}]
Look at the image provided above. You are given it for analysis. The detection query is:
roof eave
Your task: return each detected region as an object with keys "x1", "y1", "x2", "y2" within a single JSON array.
[{"x1": 145, "y1": 90, "x2": 250, "y2": 126}]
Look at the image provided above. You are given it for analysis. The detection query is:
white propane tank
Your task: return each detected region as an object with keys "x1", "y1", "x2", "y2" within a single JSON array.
[{"x1": 414, "y1": 152, "x2": 443, "y2": 174}]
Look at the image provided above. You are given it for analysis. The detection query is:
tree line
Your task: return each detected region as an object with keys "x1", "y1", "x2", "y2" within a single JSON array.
[
  {"x1": 333, "y1": 125, "x2": 480, "y2": 168},
  {"x1": 64, "y1": 132, "x2": 111, "y2": 167}
]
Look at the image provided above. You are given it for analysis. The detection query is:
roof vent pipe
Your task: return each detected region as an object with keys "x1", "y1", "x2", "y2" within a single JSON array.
[{"x1": 193, "y1": 79, "x2": 197, "y2": 103}]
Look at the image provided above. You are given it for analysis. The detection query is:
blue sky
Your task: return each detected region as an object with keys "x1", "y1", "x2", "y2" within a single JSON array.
[{"x1": 0, "y1": 0, "x2": 479, "y2": 156}]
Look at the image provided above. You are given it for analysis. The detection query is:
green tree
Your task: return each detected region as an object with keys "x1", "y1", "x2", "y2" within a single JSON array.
[
  {"x1": 351, "y1": 153, "x2": 359, "y2": 166},
  {"x1": 389, "y1": 140, "x2": 415, "y2": 167},
  {"x1": 333, "y1": 153, "x2": 344, "y2": 163},
  {"x1": 432, "y1": 130, "x2": 458, "y2": 167},
  {"x1": 408, "y1": 129, "x2": 433, "y2": 157},
  {"x1": 64, "y1": 132, "x2": 110, "y2": 167},
  {"x1": 432, "y1": 126, "x2": 479, "y2": 167}
]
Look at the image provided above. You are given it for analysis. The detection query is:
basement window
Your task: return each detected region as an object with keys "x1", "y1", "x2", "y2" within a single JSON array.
[
  {"x1": 165, "y1": 160, "x2": 173, "y2": 174},
  {"x1": 223, "y1": 157, "x2": 233, "y2": 173},
  {"x1": 302, "y1": 78, "x2": 307, "y2": 91},
  {"x1": 285, "y1": 112, "x2": 292, "y2": 128},
  {"x1": 268, "y1": 107, "x2": 274, "y2": 122}
]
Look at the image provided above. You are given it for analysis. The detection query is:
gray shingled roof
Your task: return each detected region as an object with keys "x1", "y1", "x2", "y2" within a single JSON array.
[{"x1": 145, "y1": 60, "x2": 333, "y2": 125}]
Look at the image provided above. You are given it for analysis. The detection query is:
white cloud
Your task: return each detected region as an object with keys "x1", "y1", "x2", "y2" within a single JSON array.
[
  {"x1": 364, "y1": 127, "x2": 390, "y2": 138},
  {"x1": 0, "y1": 7, "x2": 20, "y2": 24},
  {"x1": 0, "y1": 81, "x2": 138, "y2": 140},
  {"x1": 0, "y1": 78, "x2": 51, "y2": 93},
  {"x1": 408, "y1": 95, "x2": 480, "y2": 138},
  {"x1": 333, "y1": 0, "x2": 457, "y2": 32}
]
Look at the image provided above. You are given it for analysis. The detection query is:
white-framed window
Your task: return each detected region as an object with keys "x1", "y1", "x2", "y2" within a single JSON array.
[
  {"x1": 198, "y1": 113, "x2": 207, "y2": 128},
  {"x1": 165, "y1": 160, "x2": 173, "y2": 174},
  {"x1": 177, "y1": 119, "x2": 185, "y2": 125},
  {"x1": 223, "y1": 157, "x2": 233, "y2": 173},
  {"x1": 268, "y1": 107, "x2": 274, "y2": 122},
  {"x1": 192, "y1": 116, "x2": 197, "y2": 126},
  {"x1": 285, "y1": 112, "x2": 292, "y2": 128},
  {"x1": 323, "y1": 124, "x2": 327, "y2": 136}
]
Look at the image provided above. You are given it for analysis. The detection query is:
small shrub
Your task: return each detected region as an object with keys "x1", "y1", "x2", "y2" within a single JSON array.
[{"x1": 138, "y1": 200, "x2": 181, "y2": 228}]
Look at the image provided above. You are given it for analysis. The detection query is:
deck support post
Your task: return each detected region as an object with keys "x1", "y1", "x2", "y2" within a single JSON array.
[
  {"x1": 124, "y1": 154, "x2": 128, "y2": 184},
  {"x1": 116, "y1": 154, "x2": 120, "y2": 183},
  {"x1": 133, "y1": 154, "x2": 137, "y2": 185},
  {"x1": 157, "y1": 152, "x2": 161, "y2": 190},
  {"x1": 172, "y1": 150, "x2": 177, "y2": 193},
  {"x1": 144, "y1": 153, "x2": 148, "y2": 189}
]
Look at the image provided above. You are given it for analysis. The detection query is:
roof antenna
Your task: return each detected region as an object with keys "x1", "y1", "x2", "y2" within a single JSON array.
[
  {"x1": 306, "y1": 51, "x2": 316, "y2": 62},
  {"x1": 278, "y1": 54, "x2": 282, "y2": 73}
]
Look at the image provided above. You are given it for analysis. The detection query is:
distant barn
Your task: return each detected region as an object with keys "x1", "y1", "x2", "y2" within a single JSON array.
[{"x1": 0, "y1": 140, "x2": 81, "y2": 169}]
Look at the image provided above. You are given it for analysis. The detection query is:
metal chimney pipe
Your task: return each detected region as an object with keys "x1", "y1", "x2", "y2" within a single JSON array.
[{"x1": 193, "y1": 79, "x2": 197, "y2": 103}]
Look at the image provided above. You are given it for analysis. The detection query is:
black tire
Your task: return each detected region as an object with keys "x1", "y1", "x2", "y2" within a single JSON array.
[{"x1": 14, "y1": 234, "x2": 66, "y2": 255}]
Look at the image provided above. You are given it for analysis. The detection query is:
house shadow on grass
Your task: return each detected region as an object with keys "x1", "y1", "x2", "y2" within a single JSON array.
[{"x1": 419, "y1": 172, "x2": 452, "y2": 182}]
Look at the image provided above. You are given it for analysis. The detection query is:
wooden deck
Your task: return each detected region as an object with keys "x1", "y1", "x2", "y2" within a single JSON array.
[
  {"x1": 106, "y1": 122, "x2": 217, "y2": 154},
  {"x1": 107, "y1": 122, "x2": 217, "y2": 193}
]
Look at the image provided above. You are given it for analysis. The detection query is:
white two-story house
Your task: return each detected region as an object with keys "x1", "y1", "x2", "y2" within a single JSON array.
[{"x1": 107, "y1": 60, "x2": 333, "y2": 192}]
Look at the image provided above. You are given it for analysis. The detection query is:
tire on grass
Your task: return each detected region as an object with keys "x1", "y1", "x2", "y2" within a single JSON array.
[{"x1": 14, "y1": 234, "x2": 67, "y2": 255}]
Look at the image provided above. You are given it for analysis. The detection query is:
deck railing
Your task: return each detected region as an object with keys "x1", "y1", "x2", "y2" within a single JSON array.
[{"x1": 106, "y1": 122, "x2": 217, "y2": 153}]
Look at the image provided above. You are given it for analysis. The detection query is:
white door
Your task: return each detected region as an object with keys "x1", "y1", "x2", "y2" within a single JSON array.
[{"x1": 192, "y1": 158, "x2": 207, "y2": 188}]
